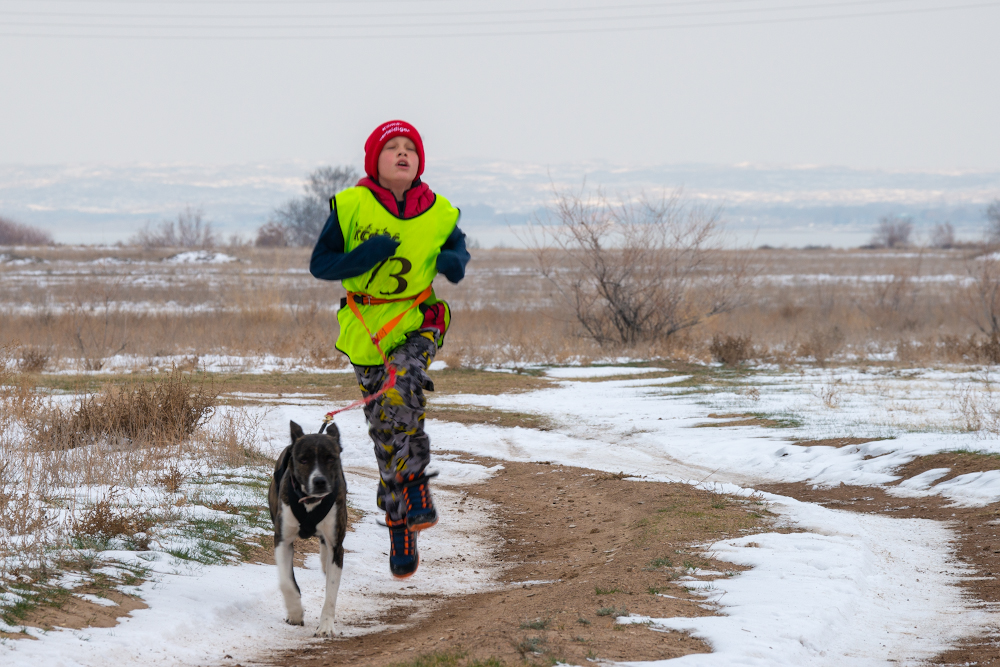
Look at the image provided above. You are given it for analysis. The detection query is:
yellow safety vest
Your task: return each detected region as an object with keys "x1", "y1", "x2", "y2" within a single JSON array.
[{"x1": 333, "y1": 186, "x2": 459, "y2": 365}]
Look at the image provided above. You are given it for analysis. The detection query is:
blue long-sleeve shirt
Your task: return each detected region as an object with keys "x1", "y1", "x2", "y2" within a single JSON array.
[{"x1": 309, "y1": 210, "x2": 471, "y2": 284}]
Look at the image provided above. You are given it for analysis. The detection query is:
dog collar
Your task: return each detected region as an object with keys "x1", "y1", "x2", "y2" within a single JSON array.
[{"x1": 298, "y1": 492, "x2": 330, "y2": 504}]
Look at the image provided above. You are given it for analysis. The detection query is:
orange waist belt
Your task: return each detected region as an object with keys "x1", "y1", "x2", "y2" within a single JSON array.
[{"x1": 343, "y1": 285, "x2": 433, "y2": 356}]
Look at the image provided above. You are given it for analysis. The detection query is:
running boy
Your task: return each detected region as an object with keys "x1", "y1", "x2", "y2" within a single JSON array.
[{"x1": 310, "y1": 120, "x2": 470, "y2": 579}]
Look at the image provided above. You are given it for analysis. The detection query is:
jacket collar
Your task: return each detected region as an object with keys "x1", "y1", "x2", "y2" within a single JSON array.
[{"x1": 357, "y1": 176, "x2": 435, "y2": 219}]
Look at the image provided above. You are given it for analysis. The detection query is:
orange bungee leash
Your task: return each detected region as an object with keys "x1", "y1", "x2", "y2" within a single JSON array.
[{"x1": 320, "y1": 286, "x2": 432, "y2": 428}]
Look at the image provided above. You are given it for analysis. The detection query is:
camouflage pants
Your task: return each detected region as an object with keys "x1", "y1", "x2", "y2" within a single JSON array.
[{"x1": 353, "y1": 331, "x2": 438, "y2": 521}]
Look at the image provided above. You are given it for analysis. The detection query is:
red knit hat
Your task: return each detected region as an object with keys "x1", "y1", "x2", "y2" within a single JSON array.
[{"x1": 364, "y1": 120, "x2": 425, "y2": 181}]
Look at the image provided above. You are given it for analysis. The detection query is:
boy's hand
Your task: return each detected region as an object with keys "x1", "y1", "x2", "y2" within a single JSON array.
[
  {"x1": 360, "y1": 234, "x2": 400, "y2": 262},
  {"x1": 436, "y1": 250, "x2": 465, "y2": 284},
  {"x1": 349, "y1": 235, "x2": 400, "y2": 273}
]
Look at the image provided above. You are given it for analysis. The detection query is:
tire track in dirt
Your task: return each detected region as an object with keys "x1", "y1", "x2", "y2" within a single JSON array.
[{"x1": 267, "y1": 456, "x2": 775, "y2": 667}]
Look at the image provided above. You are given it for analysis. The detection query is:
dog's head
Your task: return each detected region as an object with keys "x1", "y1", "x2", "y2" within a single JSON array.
[{"x1": 287, "y1": 420, "x2": 343, "y2": 502}]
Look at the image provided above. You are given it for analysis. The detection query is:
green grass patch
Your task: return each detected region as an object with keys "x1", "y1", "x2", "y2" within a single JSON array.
[
  {"x1": 648, "y1": 556, "x2": 673, "y2": 568},
  {"x1": 595, "y1": 606, "x2": 628, "y2": 617},
  {"x1": 0, "y1": 580, "x2": 71, "y2": 626},
  {"x1": 515, "y1": 635, "x2": 546, "y2": 657},
  {"x1": 519, "y1": 617, "x2": 550, "y2": 630}
]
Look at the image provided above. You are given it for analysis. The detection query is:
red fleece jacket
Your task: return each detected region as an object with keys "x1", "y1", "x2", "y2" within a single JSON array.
[{"x1": 357, "y1": 177, "x2": 436, "y2": 219}]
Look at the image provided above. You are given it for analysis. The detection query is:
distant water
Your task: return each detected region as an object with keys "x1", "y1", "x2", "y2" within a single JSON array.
[{"x1": 1, "y1": 161, "x2": 997, "y2": 247}]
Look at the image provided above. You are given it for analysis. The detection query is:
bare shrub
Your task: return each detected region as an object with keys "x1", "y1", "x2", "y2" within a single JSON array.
[
  {"x1": 962, "y1": 255, "x2": 1000, "y2": 337},
  {"x1": 709, "y1": 334, "x2": 753, "y2": 366},
  {"x1": 931, "y1": 222, "x2": 955, "y2": 249},
  {"x1": 130, "y1": 207, "x2": 217, "y2": 249},
  {"x1": 72, "y1": 487, "x2": 155, "y2": 549},
  {"x1": 815, "y1": 379, "x2": 843, "y2": 409},
  {"x1": 255, "y1": 221, "x2": 288, "y2": 247},
  {"x1": 17, "y1": 347, "x2": 49, "y2": 373},
  {"x1": 854, "y1": 256, "x2": 922, "y2": 331},
  {"x1": 31, "y1": 371, "x2": 218, "y2": 448},
  {"x1": 526, "y1": 188, "x2": 753, "y2": 347},
  {"x1": 201, "y1": 407, "x2": 271, "y2": 468},
  {"x1": 986, "y1": 199, "x2": 1000, "y2": 246},
  {"x1": 869, "y1": 215, "x2": 913, "y2": 249},
  {"x1": 265, "y1": 165, "x2": 358, "y2": 247},
  {"x1": 0, "y1": 216, "x2": 53, "y2": 246},
  {"x1": 799, "y1": 326, "x2": 845, "y2": 366},
  {"x1": 155, "y1": 465, "x2": 186, "y2": 493}
]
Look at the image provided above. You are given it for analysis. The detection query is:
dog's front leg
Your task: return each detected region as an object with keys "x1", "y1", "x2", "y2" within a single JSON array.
[
  {"x1": 314, "y1": 511, "x2": 342, "y2": 637},
  {"x1": 276, "y1": 507, "x2": 304, "y2": 626}
]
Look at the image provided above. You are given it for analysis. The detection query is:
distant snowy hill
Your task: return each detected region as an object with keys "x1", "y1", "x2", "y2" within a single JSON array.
[{"x1": 1, "y1": 161, "x2": 998, "y2": 247}]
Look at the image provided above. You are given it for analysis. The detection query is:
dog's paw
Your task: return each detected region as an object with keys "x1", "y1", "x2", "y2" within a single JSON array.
[
  {"x1": 314, "y1": 619, "x2": 336, "y2": 637},
  {"x1": 285, "y1": 617, "x2": 305, "y2": 627}
]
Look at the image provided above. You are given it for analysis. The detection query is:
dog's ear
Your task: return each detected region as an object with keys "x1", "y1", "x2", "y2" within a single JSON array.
[
  {"x1": 322, "y1": 421, "x2": 340, "y2": 439},
  {"x1": 290, "y1": 420, "x2": 305, "y2": 443}
]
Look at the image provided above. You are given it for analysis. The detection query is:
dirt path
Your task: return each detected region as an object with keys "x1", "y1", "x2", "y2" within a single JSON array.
[{"x1": 267, "y1": 455, "x2": 773, "y2": 667}]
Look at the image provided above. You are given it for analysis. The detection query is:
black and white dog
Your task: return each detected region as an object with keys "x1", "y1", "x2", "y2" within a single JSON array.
[{"x1": 268, "y1": 420, "x2": 348, "y2": 637}]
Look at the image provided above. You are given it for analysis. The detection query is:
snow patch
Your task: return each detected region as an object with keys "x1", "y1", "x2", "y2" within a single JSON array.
[
  {"x1": 544, "y1": 366, "x2": 668, "y2": 378},
  {"x1": 164, "y1": 251, "x2": 237, "y2": 264}
]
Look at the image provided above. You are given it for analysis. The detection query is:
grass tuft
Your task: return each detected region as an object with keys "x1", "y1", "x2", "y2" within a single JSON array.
[{"x1": 595, "y1": 606, "x2": 628, "y2": 617}]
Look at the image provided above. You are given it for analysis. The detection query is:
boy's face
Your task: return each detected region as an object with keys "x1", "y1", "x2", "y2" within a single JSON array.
[{"x1": 377, "y1": 136, "x2": 419, "y2": 189}]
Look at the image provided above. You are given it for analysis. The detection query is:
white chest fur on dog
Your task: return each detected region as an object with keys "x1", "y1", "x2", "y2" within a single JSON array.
[{"x1": 268, "y1": 421, "x2": 348, "y2": 638}]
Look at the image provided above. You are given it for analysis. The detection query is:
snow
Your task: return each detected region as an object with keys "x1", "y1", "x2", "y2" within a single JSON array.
[
  {"x1": 620, "y1": 496, "x2": 976, "y2": 666},
  {"x1": 6, "y1": 365, "x2": 1000, "y2": 665},
  {"x1": 164, "y1": 251, "x2": 237, "y2": 264},
  {"x1": 2, "y1": 404, "x2": 504, "y2": 666},
  {"x1": 544, "y1": 365, "x2": 668, "y2": 378}
]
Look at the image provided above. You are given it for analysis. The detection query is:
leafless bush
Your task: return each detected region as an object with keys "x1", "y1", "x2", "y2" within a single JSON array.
[
  {"x1": 17, "y1": 347, "x2": 49, "y2": 373},
  {"x1": 939, "y1": 333, "x2": 1000, "y2": 365},
  {"x1": 986, "y1": 199, "x2": 1000, "y2": 246},
  {"x1": 709, "y1": 334, "x2": 754, "y2": 366},
  {"x1": 951, "y1": 372, "x2": 1000, "y2": 434},
  {"x1": 799, "y1": 326, "x2": 845, "y2": 366},
  {"x1": 962, "y1": 255, "x2": 1000, "y2": 337},
  {"x1": 31, "y1": 371, "x2": 218, "y2": 448},
  {"x1": 72, "y1": 487, "x2": 155, "y2": 549},
  {"x1": 130, "y1": 207, "x2": 217, "y2": 249},
  {"x1": 0, "y1": 216, "x2": 53, "y2": 246},
  {"x1": 869, "y1": 215, "x2": 913, "y2": 249},
  {"x1": 264, "y1": 165, "x2": 358, "y2": 247},
  {"x1": 201, "y1": 407, "x2": 271, "y2": 468},
  {"x1": 526, "y1": 188, "x2": 754, "y2": 347},
  {"x1": 931, "y1": 222, "x2": 955, "y2": 249},
  {"x1": 255, "y1": 221, "x2": 288, "y2": 247},
  {"x1": 854, "y1": 255, "x2": 922, "y2": 331}
]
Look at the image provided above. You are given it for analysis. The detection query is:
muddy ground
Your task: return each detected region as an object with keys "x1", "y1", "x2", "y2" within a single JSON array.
[
  {"x1": 267, "y1": 455, "x2": 774, "y2": 667},
  {"x1": 264, "y1": 448, "x2": 1000, "y2": 667}
]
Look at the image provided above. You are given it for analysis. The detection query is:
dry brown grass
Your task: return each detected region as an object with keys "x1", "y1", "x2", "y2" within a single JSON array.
[
  {"x1": 3, "y1": 246, "x2": 1000, "y2": 369},
  {"x1": 29, "y1": 371, "x2": 218, "y2": 448},
  {"x1": 72, "y1": 487, "x2": 156, "y2": 550},
  {"x1": 0, "y1": 363, "x2": 268, "y2": 582}
]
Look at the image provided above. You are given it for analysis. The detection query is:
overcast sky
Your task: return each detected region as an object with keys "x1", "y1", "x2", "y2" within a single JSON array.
[{"x1": 1, "y1": 0, "x2": 998, "y2": 172}]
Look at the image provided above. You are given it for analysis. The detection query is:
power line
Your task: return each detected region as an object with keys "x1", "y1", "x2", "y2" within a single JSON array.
[
  {"x1": 0, "y1": 0, "x2": 766, "y2": 18},
  {"x1": 0, "y1": 0, "x2": 922, "y2": 28},
  {"x1": 0, "y1": 0, "x2": 996, "y2": 39}
]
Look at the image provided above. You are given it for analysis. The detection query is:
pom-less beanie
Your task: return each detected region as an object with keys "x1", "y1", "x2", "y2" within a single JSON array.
[{"x1": 364, "y1": 120, "x2": 425, "y2": 181}]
